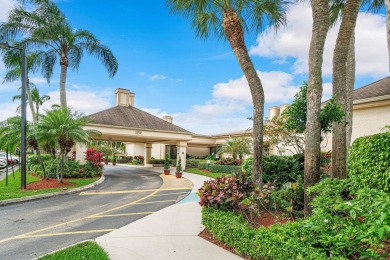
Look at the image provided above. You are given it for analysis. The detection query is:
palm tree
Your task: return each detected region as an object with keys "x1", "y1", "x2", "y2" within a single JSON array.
[
  {"x1": 330, "y1": 0, "x2": 360, "y2": 179},
  {"x1": 304, "y1": 0, "x2": 330, "y2": 216},
  {"x1": 219, "y1": 137, "x2": 252, "y2": 160},
  {"x1": 2, "y1": 47, "x2": 54, "y2": 123},
  {"x1": 167, "y1": 0, "x2": 288, "y2": 187},
  {"x1": 0, "y1": 116, "x2": 47, "y2": 177},
  {"x1": 0, "y1": 0, "x2": 118, "y2": 108},
  {"x1": 36, "y1": 108, "x2": 100, "y2": 182},
  {"x1": 13, "y1": 87, "x2": 51, "y2": 122}
]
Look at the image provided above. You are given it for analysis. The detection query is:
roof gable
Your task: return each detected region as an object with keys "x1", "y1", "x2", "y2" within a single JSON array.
[{"x1": 88, "y1": 106, "x2": 191, "y2": 134}]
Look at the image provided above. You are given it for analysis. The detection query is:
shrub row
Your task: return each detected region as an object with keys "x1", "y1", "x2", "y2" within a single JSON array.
[
  {"x1": 208, "y1": 164, "x2": 242, "y2": 174},
  {"x1": 202, "y1": 208, "x2": 326, "y2": 259},
  {"x1": 186, "y1": 159, "x2": 203, "y2": 168},
  {"x1": 202, "y1": 179, "x2": 390, "y2": 259},
  {"x1": 149, "y1": 159, "x2": 165, "y2": 164}
]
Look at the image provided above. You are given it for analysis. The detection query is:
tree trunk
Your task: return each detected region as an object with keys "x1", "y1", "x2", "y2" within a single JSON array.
[
  {"x1": 36, "y1": 146, "x2": 46, "y2": 178},
  {"x1": 26, "y1": 80, "x2": 37, "y2": 124},
  {"x1": 60, "y1": 153, "x2": 64, "y2": 183},
  {"x1": 331, "y1": 0, "x2": 360, "y2": 179},
  {"x1": 346, "y1": 31, "x2": 355, "y2": 150},
  {"x1": 386, "y1": 0, "x2": 390, "y2": 72},
  {"x1": 60, "y1": 56, "x2": 69, "y2": 108},
  {"x1": 304, "y1": 0, "x2": 330, "y2": 217},
  {"x1": 223, "y1": 11, "x2": 264, "y2": 188}
]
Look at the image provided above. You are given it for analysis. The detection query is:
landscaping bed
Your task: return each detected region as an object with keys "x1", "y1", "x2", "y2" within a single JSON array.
[{"x1": 37, "y1": 241, "x2": 109, "y2": 260}]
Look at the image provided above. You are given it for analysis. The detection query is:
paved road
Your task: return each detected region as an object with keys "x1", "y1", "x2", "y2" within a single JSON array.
[{"x1": 0, "y1": 165, "x2": 191, "y2": 260}]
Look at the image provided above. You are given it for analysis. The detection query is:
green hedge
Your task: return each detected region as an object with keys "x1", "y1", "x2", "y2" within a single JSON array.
[
  {"x1": 202, "y1": 208, "x2": 326, "y2": 259},
  {"x1": 349, "y1": 132, "x2": 390, "y2": 192},
  {"x1": 186, "y1": 159, "x2": 203, "y2": 168},
  {"x1": 208, "y1": 165, "x2": 242, "y2": 174},
  {"x1": 149, "y1": 159, "x2": 165, "y2": 164}
]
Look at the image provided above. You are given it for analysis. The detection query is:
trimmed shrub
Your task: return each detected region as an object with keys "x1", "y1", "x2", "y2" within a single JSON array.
[
  {"x1": 208, "y1": 164, "x2": 242, "y2": 174},
  {"x1": 186, "y1": 159, "x2": 202, "y2": 168},
  {"x1": 149, "y1": 159, "x2": 165, "y2": 164},
  {"x1": 349, "y1": 132, "x2": 390, "y2": 192},
  {"x1": 117, "y1": 156, "x2": 133, "y2": 164},
  {"x1": 202, "y1": 208, "x2": 326, "y2": 259}
]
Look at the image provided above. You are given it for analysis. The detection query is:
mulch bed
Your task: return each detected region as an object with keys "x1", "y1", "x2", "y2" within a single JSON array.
[
  {"x1": 201, "y1": 169, "x2": 211, "y2": 173},
  {"x1": 25, "y1": 178, "x2": 76, "y2": 190}
]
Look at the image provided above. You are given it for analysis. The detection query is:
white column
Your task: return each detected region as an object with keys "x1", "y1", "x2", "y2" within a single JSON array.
[
  {"x1": 176, "y1": 141, "x2": 187, "y2": 170},
  {"x1": 75, "y1": 143, "x2": 87, "y2": 164},
  {"x1": 145, "y1": 143, "x2": 152, "y2": 164}
]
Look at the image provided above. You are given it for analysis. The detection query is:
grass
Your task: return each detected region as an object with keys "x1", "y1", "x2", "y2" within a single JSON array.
[
  {"x1": 0, "y1": 170, "x2": 98, "y2": 201},
  {"x1": 185, "y1": 168, "x2": 230, "y2": 179},
  {"x1": 38, "y1": 241, "x2": 109, "y2": 260}
]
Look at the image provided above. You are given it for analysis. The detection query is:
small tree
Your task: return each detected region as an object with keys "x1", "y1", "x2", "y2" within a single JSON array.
[
  {"x1": 84, "y1": 148, "x2": 104, "y2": 176},
  {"x1": 164, "y1": 153, "x2": 170, "y2": 170},
  {"x1": 176, "y1": 157, "x2": 183, "y2": 173},
  {"x1": 219, "y1": 137, "x2": 252, "y2": 159}
]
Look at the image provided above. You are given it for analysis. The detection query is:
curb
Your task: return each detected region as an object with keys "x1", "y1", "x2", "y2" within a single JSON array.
[{"x1": 0, "y1": 175, "x2": 105, "y2": 207}]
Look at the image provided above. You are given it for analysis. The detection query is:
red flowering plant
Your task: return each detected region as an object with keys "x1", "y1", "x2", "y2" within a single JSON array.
[{"x1": 85, "y1": 148, "x2": 104, "y2": 176}]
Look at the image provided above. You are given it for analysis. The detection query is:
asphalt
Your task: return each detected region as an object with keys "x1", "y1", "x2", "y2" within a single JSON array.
[
  {"x1": 96, "y1": 169, "x2": 243, "y2": 260},
  {"x1": 0, "y1": 165, "x2": 192, "y2": 260}
]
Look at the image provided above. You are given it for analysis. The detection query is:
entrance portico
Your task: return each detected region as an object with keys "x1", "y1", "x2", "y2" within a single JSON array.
[{"x1": 76, "y1": 88, "x2": 193, "y2": 169}]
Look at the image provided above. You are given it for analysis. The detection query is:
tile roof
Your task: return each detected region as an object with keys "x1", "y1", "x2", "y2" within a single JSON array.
[
  {"x1": 353, "y1": 77, "x2": 390, "y2": 100},
  {"x1": 87, "y1": 106, "x2": 191, "y2": 134}
]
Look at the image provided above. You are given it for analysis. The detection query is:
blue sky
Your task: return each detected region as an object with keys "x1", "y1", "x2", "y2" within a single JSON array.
[{"x1": 0, "y1": 0, "x2": 388, "y2": 135}]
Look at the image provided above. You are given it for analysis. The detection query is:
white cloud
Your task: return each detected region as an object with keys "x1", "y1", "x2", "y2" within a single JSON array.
[
  {"x1": 250, "y1": 2, "x2": 388, "y2": 78},
  {"x1": 149, "y1": 74, "x2": 167, "y2": 81},
  {"x1": 213, "y1": 70, "x2": 299, "y2": 104},
  {"x1": 141, "y1": 70, "x2": 300, "y2": 135},
  {"x1": 41, "y1": 90, "x2": 112, "y2": 115},
  {"x1": 0, "y1": 0, "x2": 16, "y2": 22}
]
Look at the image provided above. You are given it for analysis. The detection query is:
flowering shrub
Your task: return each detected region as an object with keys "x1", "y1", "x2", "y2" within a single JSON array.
[
  {"x1": 216, "y1": 158, "x2": 242, "y2": 166},
  {"x1": 85, "y1": 148, "x2": 104, "y2": 167},
  {"x1": 133, "y1": 155, "x2": 144, "y2": 164}
]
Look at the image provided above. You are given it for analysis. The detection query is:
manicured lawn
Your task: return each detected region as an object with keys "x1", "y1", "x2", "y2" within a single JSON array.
[
  {"x1": 185, "y1": 168, "x2": 229, "y2": 179},
  {"x1": 38, "y1": 241, "x2": 109, "y2": 260},
  {"x1": 0, "y1": 170, "x2": 98, "y2": 201}
]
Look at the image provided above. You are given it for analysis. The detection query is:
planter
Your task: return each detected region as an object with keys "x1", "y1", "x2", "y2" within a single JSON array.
[
  {"x1": 113, "y1": 162, "x2": 116, "y2": 166},
  {"x1": 175, "y1": 172, "x2": 182, "y2": 178},
  {"x1": 105, "y1": 161, "x2": 108, "y2": 165},
  {"x1": 163, "y1": 169, "x2": 170, "y2": 175}
]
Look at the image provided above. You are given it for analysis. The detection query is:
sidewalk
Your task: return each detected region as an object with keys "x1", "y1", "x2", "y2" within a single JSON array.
[{"x1": 96, "y1": 171, "x2": 243, "y2": 260}]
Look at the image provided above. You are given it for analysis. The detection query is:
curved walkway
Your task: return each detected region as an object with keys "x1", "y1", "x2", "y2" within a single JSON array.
[{"x1": 96, "y1": 170, "x2": 243, "y2": 260}]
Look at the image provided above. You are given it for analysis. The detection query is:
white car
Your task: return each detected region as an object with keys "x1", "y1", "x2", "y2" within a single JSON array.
[
  {"x1": 0, "y1": 152, "x2": 20, "y2": 164},
  {"x1": 0, "y1": 158, "x2": 7, "y2": 169}
]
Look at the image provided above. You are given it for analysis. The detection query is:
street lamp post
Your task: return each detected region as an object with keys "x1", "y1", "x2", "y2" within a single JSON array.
[{"x1": 0, "y1": 42, "x2": 27, "y2": 189}]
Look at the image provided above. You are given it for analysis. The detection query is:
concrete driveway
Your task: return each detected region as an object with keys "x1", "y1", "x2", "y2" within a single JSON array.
[{"x1": 0, "y1": 165, "x2": 191, "y2": 260}]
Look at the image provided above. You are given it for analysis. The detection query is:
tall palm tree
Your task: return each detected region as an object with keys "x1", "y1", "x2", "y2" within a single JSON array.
[
  {"x1": 330, "y1": 0, "x2": 360, "y2": 179},
  {"x1": 36, "y1": 108, "x2": 100, "y2": 182},
  {"x1": 304, "y1": 0, "x2": 330, "y2": 216},
  {"x1": 2, "y1": 48, "x2": 54, "y2": 123},
  {"x1": 167, "y1": 0, "x2": 288, "y2": 187},
  {"x1": 13, "y1": 87, "x2": 51, "y2": 122},
  {"x1": 0, "y1": 0, "x2": 118, "y2": 108}
]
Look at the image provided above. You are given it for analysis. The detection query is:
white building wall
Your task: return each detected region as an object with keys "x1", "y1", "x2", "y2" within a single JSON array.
[
  {"x1": 151, "y1": 144, "x2": 165, "y2": 159},
  {"x1": 125, "y1": 143, "x2": 145, "y2": 157},
  {"x1": 187, "y1": 147, "x2": 210, "y2": 158}
]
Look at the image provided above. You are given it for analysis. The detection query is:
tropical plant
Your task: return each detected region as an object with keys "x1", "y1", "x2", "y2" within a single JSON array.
[
  {"x1": 0, "y1": 0, "x2": 118, "y2": 108},
  {"x1": 36, "y1": 108, "x2": 100, "y2": 182},
  {"x1": 219, "y1": 137, "x2": 252, "y2": 160},
  {"x1": 304, "y1": 0, "x2": 330, "y2": 216},
  {"x1": 167, "y1": 0, "x2": 289, "y2": 187},
  {"x1": 2, "y1": 46, "x2": 53, "y2": 123},
  {"x1": 13, "y1": 87, "x2": 50, "y2": 121},
  {"x1": 0, "y1": 116, "x2": 47, "y2": 177}
]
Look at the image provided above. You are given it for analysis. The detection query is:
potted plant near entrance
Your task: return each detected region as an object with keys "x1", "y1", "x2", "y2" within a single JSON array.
[
  {"x1": 112, "y1": 154, "x2": 117, "y2": 166},
  {"x1": 105, "y1": 154, "x2": 109, "y2": 165},
  {"x1": 175, "y1": 157, "x2": 183, "y2": 178},
  {"x1": 164, "y1": 153, "x2": 170, "y2": 175}
]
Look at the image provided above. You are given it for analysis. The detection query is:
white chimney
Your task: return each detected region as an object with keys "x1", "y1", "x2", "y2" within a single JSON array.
[
  {"x1": 115, "y1": 88, "x2": 134, "y2": 107},
  {"x1": 279, "y1": 104, "x2": 289, "y2": 115},
  {"x1": 268, "y1": 106, "x2": 280, "y2": 120},
  {"x1": 163, "y1": 116, "x2": 173, "y2": 123}
]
